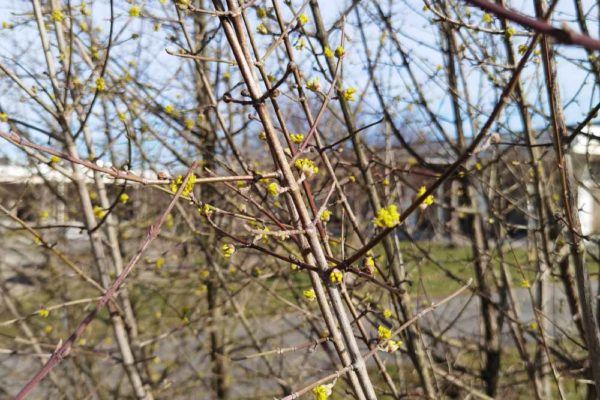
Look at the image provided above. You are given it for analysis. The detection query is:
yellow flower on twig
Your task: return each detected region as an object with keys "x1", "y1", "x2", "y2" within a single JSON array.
[
  {"x1": 381, "y1": 340, "x2": 403, "y2": 353},
  {"x1": 329, "y1": 270, "x2": 343, "y2": 285},
  {"x1": 320, "y1": 210, "x2": 332, "y2": 222},
  {"x1": 295, "y1": 159, "x2": 319, "y2": 177},
  {"x1": 303, "y1": 289, "x2": 316, "y2": 301},
  {"x1": 290, "y1": 133, "x2": 304, "y2": 144},
  {"x1": 266, "y1": 182, "x2": 280, "y2": 197},
  {"x1": 312, "y1": 384, "x2": 333, "y2": 400},
  {"x1": 373, "y1": 205, "x2": 400, "y2": 228},
  {"x1": 363, "y1": 256, "x2": 376, "y2": 274},
  {"x1": 129, "y1": 6, "x2": 140, "y2": 17},
  {"x1": 257, "y1": 23, "x2": 268, "y2": 35},
  {"x1": 417, "y1": 186, "x2": 434, "y2": 209},
  {"x1": 378, "y1": 325, "x2": 392, "y2": 340},
  {"x1": 199, "y1": 203, "x2": 213, "y2": 217},
  {"x1": 221, "y1": 243, "x2": 235, "y2": 259},
  {"x1": 341, "y1": 87, "x2": 356, "y2": 101},
  {"x1": 306, "y1": 77, "x2": 320, "y2": 92},
  {"x1": 170, "y1": 174, "x2": 196, "y2": 197},
  {"x1": 95, "y1": 77, "x2": 106, "y2": 91},
  {"x1": 298, "y1": 13, "x2": 309, "y2": 26},
  {"x1": 51, "y1": 9, "x2": 63, "y2": 22},
  {"x1": 93, "y1": 206, "x2": 105, "y2": 219},
  {"x1": 256, "y1": 8, "x2": 267, "y2": 18},
  {"x1": 80, "y1": 4, "x2": 91, "y2": 16}
]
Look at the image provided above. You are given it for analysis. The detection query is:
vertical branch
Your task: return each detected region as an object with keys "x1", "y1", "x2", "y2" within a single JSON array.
[{"x1": 535, "y1": 0, "x2": 600, "y2": 396}]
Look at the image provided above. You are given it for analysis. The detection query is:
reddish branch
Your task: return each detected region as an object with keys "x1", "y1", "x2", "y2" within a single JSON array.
[
  {"x1": 465, "y1": 0, "x2": 600, "y2": 50},
  {"x1": 0, "y1": 130, "x2": 278, "y2": 186},
  {"x1": 15, "y1": 162, "x2": 199, "y2": 399}
]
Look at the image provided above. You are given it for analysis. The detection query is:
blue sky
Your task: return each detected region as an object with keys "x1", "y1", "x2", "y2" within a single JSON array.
[{"x1": 0, "y1": 0, "x2": 598, "y2": 165}]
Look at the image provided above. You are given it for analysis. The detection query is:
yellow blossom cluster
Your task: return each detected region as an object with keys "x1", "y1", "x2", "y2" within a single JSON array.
[
  {"x1": 305, "y1": 77, "x2": 321, "y2": 92},
  {"x1": 363, "y1": 255, "x2": 375, "y2": 273},
  {"x1": 80, "y1": 3, "x2": 91, "y2": 16},
  {"x1": 381, "y1": 339, "x2": 403, "y2": 353},
  {"x1": 378, "y1": 325, "x2": 392, "y2": 340},
  {"x1": 303, "y1": 289, "x2": 316, "y2": 301},
  {"x1": 530, "y1": 322, "x2": 538, "y2": 330},
  {"x1": 257, "y1": 226, "x2": 270, "y2": 244},
  {"x1": 266, "y1": 182, "x2": 280, "y2": 197},
  {"x1": 320, "y1": 210, "x2": 332, "y2": 222},
  {"x1": 198, "y1": 203, "x2": 213, "y2": 217},
  {"x1": 51, "y1": 9, "x2": 63, "y2": 22},
  {"x1": 93, "y1": 205, "x2": 106, "y2": 219},
  {"x1": 184, "y1": 119, "x2": 194, "y2": 130},
  {"x1": 170, "y1": 173, "x2": 196, "y2": 197},
  {"x1": 417, "y1": 186, "x2": 434, "y2": 208},
  {"x1": 256, "y1": 7, "x2": 267, "y2": 18},
  {"x1": 176, "y1": 0, "x2": 190, "y2": 9},
  {"x1": 329, "y1": 270, "x2": 343, "y2": 285},
  {"x1": 129, "y1": 5, "x2": 140, "y2": 17},
  {"x1": 341, "y1": 87, "x2": 356, "y2": 101},
  {"x1": 298, "y1": 13, "x2": 309, "y2": 26},
  {"x1": 294, "y1": 158, "x2": 319, "y2": 176},
  {"x1": 312, "y1": 384, "x2": 333, "y2": 400},
  {"x1": 290, "y1": 133, "x2": 304, "y2": 144},
  {"x1": 221, "y1": 243, "x2": 235, "y2": 259},
  {"x1": 373, "y1": 205, "x2": 400, "y2": 228},
  {"x1": 95, "y1": 77, "x2": 106, "y2": 91},
  {"x1": 257, "y1": 23, "x2": 268, "y2": 35}
]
